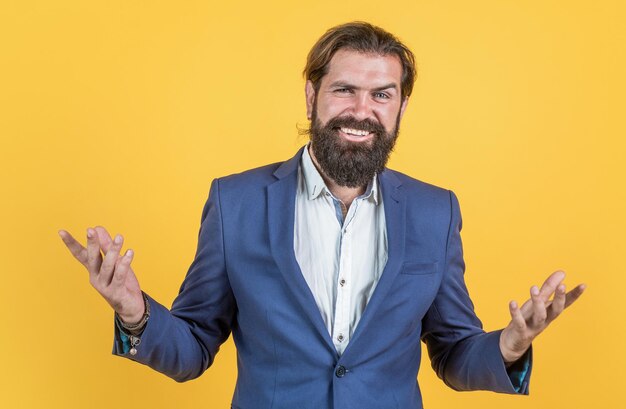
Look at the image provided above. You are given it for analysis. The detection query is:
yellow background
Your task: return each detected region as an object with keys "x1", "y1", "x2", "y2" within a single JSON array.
[{"x1": 1, "y1": 1, "x2": 623, "y2": 408}]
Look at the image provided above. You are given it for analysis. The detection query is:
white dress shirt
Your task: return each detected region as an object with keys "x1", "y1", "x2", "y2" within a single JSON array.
[{"x1": 294, "y1": 145, "x2": 388, "y2": 355}]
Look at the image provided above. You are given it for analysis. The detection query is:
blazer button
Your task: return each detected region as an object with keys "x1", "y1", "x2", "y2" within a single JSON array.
[{"x1": 335, "y1": 365, "x2": 346, "y2": 378}]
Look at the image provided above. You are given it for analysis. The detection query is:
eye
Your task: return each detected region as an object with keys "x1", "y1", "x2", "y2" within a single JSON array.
[
  {"x1": 334, "y1": 88, "x2": 353, "y2": 94},
  {"x1": 373, "y1": 92, "x2": 390, "y2": 99}
]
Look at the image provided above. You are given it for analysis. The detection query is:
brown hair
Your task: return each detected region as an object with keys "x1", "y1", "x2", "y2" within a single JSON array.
[{"x1": 303, "y1": 21, "x2": 417, "y2": 99}]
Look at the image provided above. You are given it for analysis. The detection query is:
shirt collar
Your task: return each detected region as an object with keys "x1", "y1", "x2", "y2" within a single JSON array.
[{"x1": 301, "y1": 144, "x2": 379, "y2": 205}]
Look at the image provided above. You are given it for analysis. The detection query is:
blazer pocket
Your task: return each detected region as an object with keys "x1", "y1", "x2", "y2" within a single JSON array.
[{"x1": 400, "y1": 261, "x2": 438, "y2": 275}]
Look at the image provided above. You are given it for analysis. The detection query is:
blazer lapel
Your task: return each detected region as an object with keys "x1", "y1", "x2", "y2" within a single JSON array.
[
  {"x1": 343, "y1": 169, "x2": 407, "y2": 353},
  {"x1": 267, "y1": 147, "x2": 336, "y2": 353}
]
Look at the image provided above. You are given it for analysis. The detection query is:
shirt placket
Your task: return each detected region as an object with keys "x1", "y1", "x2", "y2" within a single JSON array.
[{"x1": 332, "y1": 198, "x2": 359, "y2": 355}]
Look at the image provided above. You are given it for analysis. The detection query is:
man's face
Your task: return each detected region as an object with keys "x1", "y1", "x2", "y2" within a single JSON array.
[{"x1": 305, "y1": 49, "x2": 409, "y2": 188}]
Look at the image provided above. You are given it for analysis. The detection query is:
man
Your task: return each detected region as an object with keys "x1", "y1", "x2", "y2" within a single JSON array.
[{"x1": 59, "y1": 22, "x2": 585, "y2": 409}]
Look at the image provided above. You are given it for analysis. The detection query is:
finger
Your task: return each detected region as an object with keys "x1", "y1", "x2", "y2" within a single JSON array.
[
  {"x1": 99, "y1": 233, "x2": 124, "y2": 286},
  {"x1": 95, "y1": 226, "x2": 114, "y2": 254},
  {"x1": 517, "y1": 296, "x2": 534, "y2": 320},
  {"x1": 530, "y1": 285, "x2": 547, "y2": 328},
  {"x1": 539, "y1": 270, "x2": 566, "y2": 302},
  {"x1": 58, "y1": 230, "x2": 88, "y2": 265},
  {"x1": 99, "y1": 234, "x2": 124, "y2": 285},
  {"x1": 111, "y1": 249, "x2": 134, "y2": 287},
  {"x1": 86, "y1": 228, "x2": 103, "y2": 275},
  {"x1": 547, "y1": 283, "x2": 566, "y2": 321},
  {"x1": 509, "y1": 300, "x2": 527, "y2": 331},
  {"x1": 518, "y1": 271, "x2": 565, "y2": 318},
  {"x1": 564, "y1": 283, "x2": 587, "y2": 309}
]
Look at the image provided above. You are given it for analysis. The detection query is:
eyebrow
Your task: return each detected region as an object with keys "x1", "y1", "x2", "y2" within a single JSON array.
[{"x1": 329, "y1": 81, "x2": 398, "y2": 92}]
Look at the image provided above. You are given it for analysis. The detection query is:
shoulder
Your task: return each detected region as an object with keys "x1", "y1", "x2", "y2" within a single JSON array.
[
  {"x1": 214, "y1": 147, "x2": 304, "y2": 191},
  {"x1": 201, "y1": 162, "x2": 285, "y2": 215},
  {"x1": 216, "y1": 161, "x2": 283, "y2": 190},
  {"x1": 381, "y1": 168, "x2": 461, "y2": 224},
  {"x1": 382, "y1": 168, "x2": 454, "y2": 201},
  {"x1": 204, "y1": 162, "x2": 281, "y2": 207}
]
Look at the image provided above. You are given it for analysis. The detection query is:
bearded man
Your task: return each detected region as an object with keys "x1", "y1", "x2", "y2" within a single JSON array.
[{"x1": 59, "y1": 21, "x2": 585, "y2": 409}]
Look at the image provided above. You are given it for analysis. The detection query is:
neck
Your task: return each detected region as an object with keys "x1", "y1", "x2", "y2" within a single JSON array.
[{"x1": 308, "y1": 145, "x2": 366, "y2": 207}]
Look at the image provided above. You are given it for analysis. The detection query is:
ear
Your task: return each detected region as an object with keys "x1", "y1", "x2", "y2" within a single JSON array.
[
  {"x1": 398, "y1": 96, "x2": 409, "y2": 121},
  {"x1": 305, "y1": 80, "x2": 316, "y2": 120}
]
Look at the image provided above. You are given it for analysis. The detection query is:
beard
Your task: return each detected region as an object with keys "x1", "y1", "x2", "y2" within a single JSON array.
[{"x1": 308, "y1": 108, "x2": 401, "y2": 188}]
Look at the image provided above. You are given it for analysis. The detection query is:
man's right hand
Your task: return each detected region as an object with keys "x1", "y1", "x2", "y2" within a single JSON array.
[{"x1": 58, "y1": 226, "x2": 145, "y2": 324}]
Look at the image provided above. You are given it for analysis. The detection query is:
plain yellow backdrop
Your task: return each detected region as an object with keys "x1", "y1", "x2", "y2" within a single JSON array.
[{"x1": 1, "y1": 1, "x2": 623, "y2": 408}]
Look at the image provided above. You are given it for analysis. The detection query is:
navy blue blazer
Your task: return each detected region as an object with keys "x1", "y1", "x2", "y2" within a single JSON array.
[{"x1": 113, "y1": 147, "x2": 531, "y2": 408}]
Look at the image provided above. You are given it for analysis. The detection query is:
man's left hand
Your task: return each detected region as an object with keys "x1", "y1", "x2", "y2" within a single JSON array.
[{"x1": 499, "y1": 270, "x2": 586, "y2": 365}]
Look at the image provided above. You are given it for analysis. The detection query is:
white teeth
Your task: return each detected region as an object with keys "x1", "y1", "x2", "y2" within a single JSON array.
[{"x1": 340, "y1": 127, "x2": 370, "y2": 136}]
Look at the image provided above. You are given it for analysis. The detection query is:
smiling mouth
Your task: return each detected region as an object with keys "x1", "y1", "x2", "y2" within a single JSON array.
[{"x1": 336, "y1": 127, "x2": 374, "y2": 141}]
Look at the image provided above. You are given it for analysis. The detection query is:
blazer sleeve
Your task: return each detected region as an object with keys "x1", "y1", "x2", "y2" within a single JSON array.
[
  {"x1": 420, "y1": 190, "x2": 532, "y2": 394},
  {"x1": 112, "y1": 178, "x2": 237, "y2": 382}
]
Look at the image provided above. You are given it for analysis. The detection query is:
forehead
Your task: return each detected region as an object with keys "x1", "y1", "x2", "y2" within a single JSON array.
[{"x1": 322, "y1": 49, "x2": 403, "y2": 88}]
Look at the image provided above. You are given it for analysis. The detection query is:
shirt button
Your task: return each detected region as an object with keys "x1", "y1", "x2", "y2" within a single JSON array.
[
  {"x1": 339, "y1": 279, "x2": 346, "y2": 287},
  {"x1": 337, "y1": 334, "x2": 344, "y2": 342},
  {"x1": 335, "y1": 365, "x2": 346, "y2": 378}
]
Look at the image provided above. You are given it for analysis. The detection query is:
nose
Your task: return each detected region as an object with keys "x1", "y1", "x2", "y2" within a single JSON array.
[{"x1": 349, "y1": 92, "x2": 373, "y2": 121}]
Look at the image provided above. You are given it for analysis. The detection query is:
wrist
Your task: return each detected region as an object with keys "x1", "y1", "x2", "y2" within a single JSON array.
[
  {"x1": 119, "y1": 309, "x2": 144, "y2": 325},
  {"x1": 499, "y1": 328, "x2": 529, "y2": 365},
  {"x1": 117, "y1": 292, "x2": 150, "y2": 329}
]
